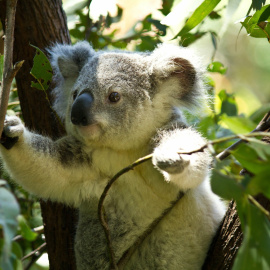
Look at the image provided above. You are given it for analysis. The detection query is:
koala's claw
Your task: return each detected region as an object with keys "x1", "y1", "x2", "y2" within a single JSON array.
[{"x1": 152, "y1": 150, "x2": 190, "y2": 175}]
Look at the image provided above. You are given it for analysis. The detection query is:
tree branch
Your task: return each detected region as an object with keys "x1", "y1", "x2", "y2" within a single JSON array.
[{"x1": 0, "y1": 0, "x2": 23, "y2": 136}]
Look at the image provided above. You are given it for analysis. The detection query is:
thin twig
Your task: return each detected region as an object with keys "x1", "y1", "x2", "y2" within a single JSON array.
[
  {"x1": 0, "y1": 0, "x2": 23, "y2": 136},
  {"x1": 248, "y1": 195, "x2": 270, "y2": 218},
  {"x1": 23, "y1": 243, "x2": 47, "y2": 270},
  {"x1": 97, "y1": 154, "x2": 152, "y2": 269},
  {"x1": 21, "y1": 242, "x2": 47, "y2": 261},
  {"x1": 117, "y1": 191, "x2": 185, "y2": 269}
]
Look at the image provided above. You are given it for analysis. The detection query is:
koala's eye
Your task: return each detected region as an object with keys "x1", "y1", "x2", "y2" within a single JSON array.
[
  {"x1": 73, "y1": 90, "x2": 78, "y2": 100},
  {"x1": 108, "y1": 92, "x2": 121, "y2": 103}
]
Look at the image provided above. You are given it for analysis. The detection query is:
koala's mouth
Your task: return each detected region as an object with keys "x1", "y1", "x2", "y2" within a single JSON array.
[{"x1": 75, "y1": 123, "x2": 102, "y2": 138}]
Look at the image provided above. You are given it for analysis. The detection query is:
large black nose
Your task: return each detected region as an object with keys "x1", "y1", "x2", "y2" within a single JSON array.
[{"x1": 71, "y1": 92, "x2": 94, "y2": 126}]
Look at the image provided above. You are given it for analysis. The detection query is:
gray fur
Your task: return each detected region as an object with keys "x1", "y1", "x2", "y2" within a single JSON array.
[{"x1": 0, "y1": 43, "x2": 225, "y2": 270}]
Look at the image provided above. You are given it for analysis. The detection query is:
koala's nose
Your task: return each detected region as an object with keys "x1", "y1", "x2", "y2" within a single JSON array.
[{"x1": 71, "y1": 92, "x2": 94, "y2": 126}]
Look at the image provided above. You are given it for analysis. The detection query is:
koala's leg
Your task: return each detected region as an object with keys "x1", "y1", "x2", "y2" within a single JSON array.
[
  {"x1": 152, "y1": 127, "x2": 212, "y2": 190},
  {"x1": 0, "y1": 116, "x2": 94, "y2": 205}
]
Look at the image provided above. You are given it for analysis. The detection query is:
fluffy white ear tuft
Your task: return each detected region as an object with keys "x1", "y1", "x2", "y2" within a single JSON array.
[
  {"x1": 48, "y1": 41, "x2": 95, "y2": 78},
  {"x1": 150, "y1": 44, "x2": 206, "y2": 108}
]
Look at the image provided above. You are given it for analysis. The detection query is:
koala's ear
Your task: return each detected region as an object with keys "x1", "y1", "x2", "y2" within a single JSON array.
[
  {"x1": 48, "y1": 41, "x2": 95, "y2": 78},
  {"x1": 150, "y1": 44, "x2": 205, "y2": 107}
]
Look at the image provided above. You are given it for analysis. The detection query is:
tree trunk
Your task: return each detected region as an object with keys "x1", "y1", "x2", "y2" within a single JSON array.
[
  {"x1": 0, "y1": 1, "x2": 77, "y2": 269},
  {"x1": 202, "y1": 200, "x2": 243, "y2": 269}
]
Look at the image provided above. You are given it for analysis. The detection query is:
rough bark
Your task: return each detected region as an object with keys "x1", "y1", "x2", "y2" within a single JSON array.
[
  {"x1": 0, "y1": 1, "x2": 77, "y2": 269},
  {"x1": 202, "y1": 200, "x2": 243, "y2": 269}
]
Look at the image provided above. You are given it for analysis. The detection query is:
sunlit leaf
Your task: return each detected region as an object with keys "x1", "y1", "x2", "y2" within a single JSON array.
[
  {"x1": 17, "y1": 215, "x2": 37, "y2": 241},
  {"x1": 174, "y1": 0, "x2": 222, "y2": 38},
  {"x1": 30, "y1": 45, "x2": 53, "y2": 91},
  {"x1": 221, "y1": 115, "x2": 256, "y2": 134},
  {"x1": 207, "y1": 61, "x2": 227, "y2": 74},
  {"x1": 240, "y1": 4, "x2": 270, "y2": 40}
]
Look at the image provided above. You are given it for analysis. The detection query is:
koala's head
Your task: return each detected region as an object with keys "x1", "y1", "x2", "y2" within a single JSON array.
[{"x1": 49, "y1": 42, "x2": 206, "y2": 150}]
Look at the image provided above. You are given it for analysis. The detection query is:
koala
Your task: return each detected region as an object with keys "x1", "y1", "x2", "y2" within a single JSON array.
[{"x1": 0, "y1": 42, "x2": 225, "y2": 270}]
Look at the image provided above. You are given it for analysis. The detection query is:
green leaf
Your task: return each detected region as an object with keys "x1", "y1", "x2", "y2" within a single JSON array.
[
  {"x1": 221, "y1": 115, "x2": 256, "y2": 134},
  {"x1": 250, "y1": 4, "x2": 270, "y2": 23},
  {"x1": 159, "y1": 0, "x2": 174, "y2": 16},
  {"x1": 232, "y1": 143, "x2": 270, "y2": 175},
  {"x1": 218, "y1": 90, "x2": 238, "y2": 116},
  {"x1": 208, "y1": 11, "x2": 221, "y2": 20},
  {"x1": 30, "y1": 45, "x2": 53, "y2": 91},
  {"x1": 17, "y1": 215, "x2": 37, "y2": 241},
  {"x1": 249, "y1": 103, "x2": 270, "y2": 123},
  {"x1": 0, "y1": 187, "x2": 20, "y2": 270},
  {"x1": 148, "y1": 18, "x2": 167, "y2": 36},
  {"x1": 174, "y1": 0, "x2": 222, "y2": 38},
  {"x1": 240, "y1": 5, "x2": 270, "y2": 40},
  {"x1": 180, "y1": 32, "x2": 206, "y2": 47},
  {"x1": 211, "y1": 169, "x2": 244, "y2": 200},
  {"x1": 247, "y1": 171, "x2": 270, "y2": 199},
  {"x1": 207, "y1": 61, "x2": 227, "y2": 74},
  {"x1": 233, "y1": 203, "x2": 270, "y2": 270},
  {"x1": 252, "y1": 0, "x2": 267, "y2": 11},
  {"x1": 248, "y1": 140, "x2": 270, "y2": 161}
]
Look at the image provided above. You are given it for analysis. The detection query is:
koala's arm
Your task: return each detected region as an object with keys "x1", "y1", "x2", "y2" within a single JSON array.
[
  {"x1": 0, "y1": 116, "x2": 96, "y2": 206},
  {"x1": 152, "y1": 124, "x2": 211, "y2": 191}
]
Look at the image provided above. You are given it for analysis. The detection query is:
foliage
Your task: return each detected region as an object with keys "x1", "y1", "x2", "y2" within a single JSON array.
[
  {"x1": 0, "y1": 0, "x2": 270, "y2": 269},
  {"x1": 240, "y1": 4, "x2": 270, "y2": 41}
]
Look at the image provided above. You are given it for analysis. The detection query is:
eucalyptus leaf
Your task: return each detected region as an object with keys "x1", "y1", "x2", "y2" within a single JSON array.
[
  {"x1": 221, "y1": 115, "x2": 256, "y2": 134},
  {"x1": 207, "y1": 61, "x2": 227, "y2": 74},
  {"x1": 180, "y1": 32, "x2": 206, "y2": 47},
  {"x1": 17, "y1": 215, "x2": 37, "y2": 241},
  {"x1": 211, "y1": 169, "x2": 244, "y2": 201},
  {"x1": 174, "y1": 0, "x2": 221, "y2": 38},
  {"x1": 240, "y1": 4, "x2": 270, "y2": 40},
  {"x1": 218, "y1": 90, "x2": 238, "y2": 116},
  {"x1": 232, "y1": 143, "x2": 270, "y2": 175},
  {"x1": 252, "y1": 0, "x2": 267, "y2": 11},
  {"x1": 247, "y1": 171, "x2": 270, "y2": 198},
  {"x1": 30, "y1": 45, "x2": 53, "y2": 91}
]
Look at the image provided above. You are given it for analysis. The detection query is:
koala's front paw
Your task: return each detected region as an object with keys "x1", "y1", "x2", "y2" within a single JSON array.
[
  {"x1": 1, "y1": 116, "x2": 24, "y2": 149},
  {"x1": 152, "y1": 148, "x2": 190, "y2": 175}
]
